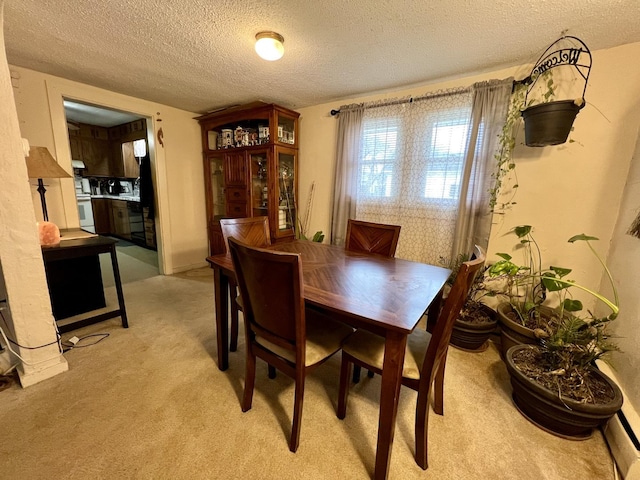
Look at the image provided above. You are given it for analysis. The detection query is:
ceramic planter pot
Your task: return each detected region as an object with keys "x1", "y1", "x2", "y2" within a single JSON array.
[
  {"x1": 521, "y1": 99, "x2": 584, "y2": 147},
  {"x1": 495, "y1": 302, "x2": 538, "y2": 358},
  {"x1": 450, "y1": 304, "x2": 497, "y2": 352},
  {"x1": 505, "y1": 344, "x2": 623, "y2": 439}
]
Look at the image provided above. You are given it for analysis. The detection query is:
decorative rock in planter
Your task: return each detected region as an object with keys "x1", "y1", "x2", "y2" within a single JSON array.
[{"x1": 505, "y1": 344, "x2": 623, "y2": 440}]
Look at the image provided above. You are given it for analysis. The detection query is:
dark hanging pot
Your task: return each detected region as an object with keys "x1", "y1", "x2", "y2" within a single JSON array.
[
  {"x1": 520, "y1": 35, "x2": 592, "y2": 147},
  {"x1": 522, "y1": 99, "x2": 584, "y2": 147}
]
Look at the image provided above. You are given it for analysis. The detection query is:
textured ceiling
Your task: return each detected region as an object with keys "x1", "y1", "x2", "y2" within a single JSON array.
[{"x1": 4, "y1": 0, "x2": 640, "y2": 114}]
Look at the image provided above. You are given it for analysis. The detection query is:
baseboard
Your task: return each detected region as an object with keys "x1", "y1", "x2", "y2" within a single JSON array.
[
  {"x1": 171, "y1": 261, "x2": 209, "y2": 274},
  {"x1": 597, "y1": 361, "x2": 640, "y2": 480},
  {"x1": 17, "y1": 355, "x2": 68, "y2": 388}
]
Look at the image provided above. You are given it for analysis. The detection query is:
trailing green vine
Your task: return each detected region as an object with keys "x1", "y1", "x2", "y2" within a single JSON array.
[
  {"x1": 489, "y1": 71, "x2": 560, "y2": 214},
  {"x1": 489, "y1": 82, "x2": 526, "y2": 214}
]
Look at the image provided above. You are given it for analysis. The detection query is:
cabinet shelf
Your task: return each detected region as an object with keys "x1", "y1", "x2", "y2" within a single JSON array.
[{"x1": 197, "y1": 102, "x2": 299, "y2": 255}]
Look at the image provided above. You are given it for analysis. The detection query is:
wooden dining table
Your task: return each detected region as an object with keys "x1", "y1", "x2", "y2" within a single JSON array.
[{"x1": 206, "y1": 240, "x2": 450, "y2": 480}]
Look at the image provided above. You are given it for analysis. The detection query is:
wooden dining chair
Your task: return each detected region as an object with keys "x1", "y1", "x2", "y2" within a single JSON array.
[
  {"x1": 336, "y1": 246, "x2": 485, "y2": 470},
  {"x1": 345, "y1": 219, "x2": 401, "y2": 257},
  {"x1": 346, "y1": 219, "x2": 401, "y2": 382},
  {"x1": 219, "y1": 216, "x2": 271, "y2": 352},
  {"x1": 228, "y1": 237, "x2": 353, "y2": 453}
]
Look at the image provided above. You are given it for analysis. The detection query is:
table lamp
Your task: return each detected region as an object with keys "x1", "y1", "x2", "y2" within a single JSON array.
[{"x1": 25, "y1": 146, "x2": 71, "y2": 245}]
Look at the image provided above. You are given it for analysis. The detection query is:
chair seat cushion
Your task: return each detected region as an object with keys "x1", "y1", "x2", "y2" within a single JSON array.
[
  {"x1": 257, "y1": 309, "x2": 353, "y2": 367},
  {"x1": 342, "y1": 328, "x2": 432, "y2": 380}
]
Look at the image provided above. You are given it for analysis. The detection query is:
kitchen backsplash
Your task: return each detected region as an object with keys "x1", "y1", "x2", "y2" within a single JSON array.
[{"x1": 86, "y1": 178, "x2": 135, "y2": 196}]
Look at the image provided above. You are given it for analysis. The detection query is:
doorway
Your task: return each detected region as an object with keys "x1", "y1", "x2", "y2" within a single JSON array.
[{"x1": 63, "y1": 100, "x2": 159, "y2": 285}]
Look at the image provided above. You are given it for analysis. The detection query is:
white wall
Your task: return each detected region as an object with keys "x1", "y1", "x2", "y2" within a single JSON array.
[
  {"x1": 10, "y1": 66, "x2": 208, "y2": 274},
  {"x1": 0, "y1": 2, "x2": 67, "y2": 386},
  {"x1": 606, "y1": 132, "x2": 640, "y2": 414},
  {"x1": 297, "y1": 41, "x2": 640, "y2": 413}
]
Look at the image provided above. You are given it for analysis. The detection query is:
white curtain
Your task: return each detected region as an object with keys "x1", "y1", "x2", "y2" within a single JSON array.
[
  {"x1": 451, "y1": 79, "x2": 513, "y2": 259},
  {"x1": 331, "y1": 80, "x2": 512, "y2": 265},
  {"x1": 331, "y1": 105, "x2": 364, "y2": 246},
  {"x1": 355, "y1": 88, "x2": 473, "y2": 265}
]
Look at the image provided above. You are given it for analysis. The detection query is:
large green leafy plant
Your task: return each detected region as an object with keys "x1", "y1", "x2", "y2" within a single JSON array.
[
  {"x1": 488, "y1": 225, "x2": 620, "y2": 375},
  {"x1": 538, "y1": 234, "x2": 619, "y2": 373},
  {"x1": 487, "y1": 225, "x2": 546, "y2": 325}
]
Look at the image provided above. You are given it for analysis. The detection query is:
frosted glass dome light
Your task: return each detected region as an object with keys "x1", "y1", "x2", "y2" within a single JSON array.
[{"x1": 255, "y1": 31, "x2": 284, "y2": 61}]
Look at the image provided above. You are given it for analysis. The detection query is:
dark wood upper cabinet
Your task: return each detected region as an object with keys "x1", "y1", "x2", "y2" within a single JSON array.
[{"x1": 68, "y1": 119, "x2": 146, "y2": 178}]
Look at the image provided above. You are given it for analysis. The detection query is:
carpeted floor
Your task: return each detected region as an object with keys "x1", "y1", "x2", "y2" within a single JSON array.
[
  {"x1": 99, "y1": 238, "x2": 159, "y2": 288},
  {"x1": 0, "y1": 268, "x2": 616, "y2": 479}
]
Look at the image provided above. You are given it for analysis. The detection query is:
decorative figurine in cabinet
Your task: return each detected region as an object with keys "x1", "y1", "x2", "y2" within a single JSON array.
[{"x1": 197, "y1": 102, "x2": 299, "y2": 255}]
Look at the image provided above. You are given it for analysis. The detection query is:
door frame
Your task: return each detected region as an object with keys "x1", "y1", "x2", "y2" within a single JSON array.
[{"x1": 46, "y1": 79, "x2": 172, "y2": 274}]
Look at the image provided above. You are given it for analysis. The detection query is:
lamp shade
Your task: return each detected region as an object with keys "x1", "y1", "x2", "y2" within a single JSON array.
[
  {"x1": 255, "y1": 31, "x2": 284, "y2": 61},
  {"x1": 25, "y1": 147, "x2": 71, "y2": 179}
]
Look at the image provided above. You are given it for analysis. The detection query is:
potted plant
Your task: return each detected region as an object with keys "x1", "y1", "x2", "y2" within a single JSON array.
[
  {"x1": 440, "y1": 255, "x2": 498, "y2": 352},
  {"x1": 450, "y1": 266, "x2": 497, "y2": 351},
  {"x1": 487, "y1": 225, "x2": 551, "y2": 357},
  {"x1": 496, "y1": 231, "x2": 623, "y2": 438},
  {"x1": 520, "y1": 36, "x2": 591, "y2": 147}
]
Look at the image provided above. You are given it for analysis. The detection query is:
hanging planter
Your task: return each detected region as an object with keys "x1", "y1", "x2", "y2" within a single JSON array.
[{"x1": 521, "y1": 36, "x2": 592, "y2": 147}]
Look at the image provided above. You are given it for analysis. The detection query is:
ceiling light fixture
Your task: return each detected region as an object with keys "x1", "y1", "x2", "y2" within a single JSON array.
[{"x1": 255, "y1": 31, "x2": 284, "y2": 61}]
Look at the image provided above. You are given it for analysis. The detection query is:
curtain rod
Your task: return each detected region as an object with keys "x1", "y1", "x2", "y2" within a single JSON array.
[
  {"x1": 330, "y1": 88, "x2": 469, "y2": 116},
  {"x1": 330, "y1": 78, "x2": 530, "y2": 116}
]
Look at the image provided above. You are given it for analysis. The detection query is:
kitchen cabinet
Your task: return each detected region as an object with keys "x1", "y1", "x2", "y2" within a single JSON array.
[
  {"x1": 196, "y1": 102, "x2": 299, "y2": 255},
  {"x1": 92, "y1": 198, "x2": 112, "y2": 234},
  {"x1": 68, "y1": 124, "x2": 112, "y2": 176},
  {"x1": 92, "y1": 197, "x2": 153, "y2": 248},
  {"x1": 108, "y1": 121, "x2": 146, "y2": 178},
  {"x1": 110, "y1": 199, "x2": 131, "y2": 239},
  {"x1": 121, "y1": 141, "x2": 140, "y2": 178},
  {"x1": 68, "y1": 119, "x2": 147, "y2": 178},
  {"x1": 69, "y1": 134, "x2": 82, "y2": 160},
  {"x1": 143, "y1": 206, "x2": 157, "y2": 249}
]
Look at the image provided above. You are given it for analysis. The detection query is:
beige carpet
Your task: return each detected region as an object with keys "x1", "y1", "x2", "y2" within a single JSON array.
[
  {"x1": 0, "y1": 268, "x2": 616, "y2": 479},
  {"x1": 99, "y1": 239, "x2": 159, "y2": 288}
]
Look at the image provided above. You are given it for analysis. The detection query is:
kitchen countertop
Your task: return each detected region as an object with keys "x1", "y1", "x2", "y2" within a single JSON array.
[{"x1": 91, "y1": 194, "x2": 141, "y2": 202}]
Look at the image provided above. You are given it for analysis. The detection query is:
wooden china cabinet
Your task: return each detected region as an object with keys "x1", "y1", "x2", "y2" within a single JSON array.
[{"x1": 196, "y1": 102, "x2": 299, "y2": 255}]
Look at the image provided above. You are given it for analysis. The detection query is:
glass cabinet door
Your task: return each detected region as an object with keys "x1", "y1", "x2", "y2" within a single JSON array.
[
  {"x1": 275, "y1": 110, "x2": 297, "y2": 147},
  {"x1": 275, "y1": 147, "x2": 296, "y2": 234},
  {"x1": 249, "y1": 151, "x2": 269, "y2": 218},
  {"x1": 209, "y1": 155, "x2": 226, "y2": 220}
]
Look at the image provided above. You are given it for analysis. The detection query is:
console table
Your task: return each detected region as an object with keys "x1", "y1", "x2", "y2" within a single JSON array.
[{"x1": 42, "y1": 230, "x2": 128, "y2": 333}]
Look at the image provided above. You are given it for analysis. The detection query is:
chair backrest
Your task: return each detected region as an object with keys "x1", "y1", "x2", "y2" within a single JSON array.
[
  {"x1": 227, "y1": 236, "x2": 305, "y2": 360},
  {"x1": 421, "y1": 245, "x2": 485, "y2": 384},
  {"x1": 345, "y1": 219, "x2": 401, "y2": 258},
  {"x1": 219, "y1": 216, "x2": 271, "y2": 253}
]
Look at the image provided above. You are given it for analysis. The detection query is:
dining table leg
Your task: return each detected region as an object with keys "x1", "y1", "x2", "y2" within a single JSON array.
[
  {"x1": 375, "y1": 330, "x2": 408, "y2": 480},
  {"x1": 213, "y1": 267, "x2": 229, "y2": 371}
]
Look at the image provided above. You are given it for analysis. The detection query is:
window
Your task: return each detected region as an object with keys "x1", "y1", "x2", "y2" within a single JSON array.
[
  {"x1": 423, "y1": 118, "x2": 469, "y2": 200},
  {"x1": 357, "y1": 105, "x2": 471, "y2": 206},
  {"x1": 359, "y1": 118, "x2": 399, "y2": 198},
  {"x1": 354, "y1": 91, "x2": 474, "y2": 265}
]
